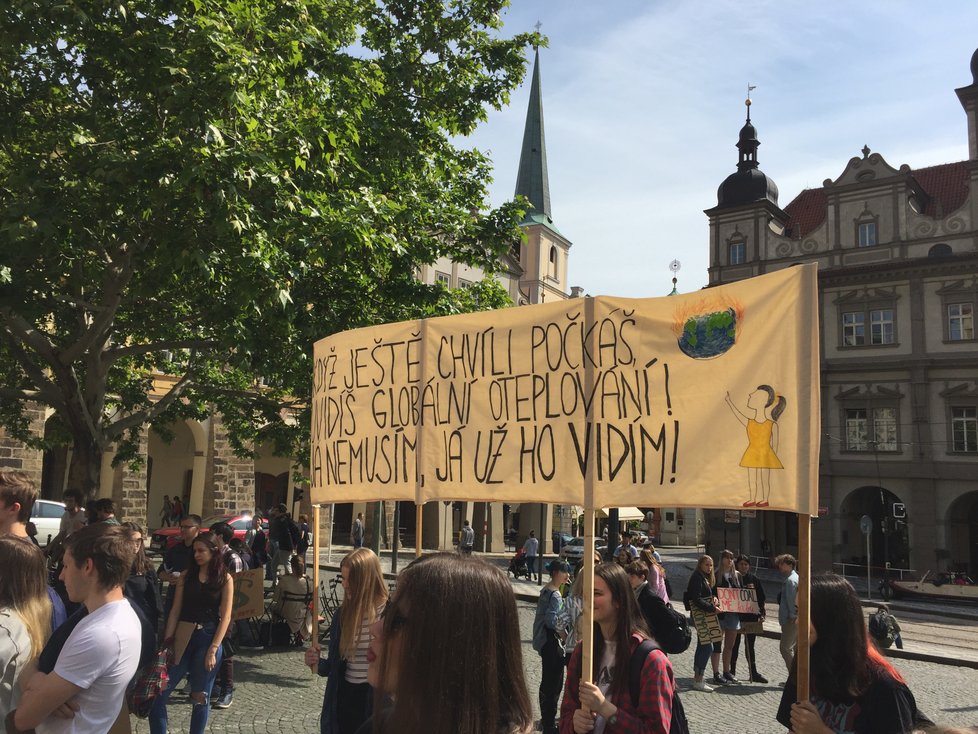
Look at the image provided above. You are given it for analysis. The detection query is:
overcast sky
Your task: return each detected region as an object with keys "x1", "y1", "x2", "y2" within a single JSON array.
[{"x1": 464, "y1": 1, "x2": 977, "y2": 297}]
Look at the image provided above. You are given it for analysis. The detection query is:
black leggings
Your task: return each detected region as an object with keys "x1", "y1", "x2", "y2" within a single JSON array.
[
  {"x1": 731, "y1": 632, "x2": 757, "y2": 674},
  {"x1": 539, "y1": 634, "x2": 564, "y2": 734},
  {"x1": 336, "y1": 677, "x2": 371, "y2": 734}
]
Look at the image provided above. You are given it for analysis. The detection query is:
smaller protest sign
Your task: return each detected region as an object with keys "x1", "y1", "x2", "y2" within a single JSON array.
[
  {"x1": 231, "y1": 568, "x2": 266, "y2": 621},
  {"x1": 717, "y1": 586, "x2": 760, "y2": 615}
]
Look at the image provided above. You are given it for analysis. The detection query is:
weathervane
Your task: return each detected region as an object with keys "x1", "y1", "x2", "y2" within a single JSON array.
[
  {"x1": 669, "y1": 260, "x2": 681, "y2": 296},
  {"x1": 745, "y1": 83, "x2": 757, "y2": 121}
]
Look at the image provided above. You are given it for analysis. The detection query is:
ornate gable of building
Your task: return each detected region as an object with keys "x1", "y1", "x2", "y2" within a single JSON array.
[{"x1": 829, "y1": 149, "x2": 902, "y2": 187}]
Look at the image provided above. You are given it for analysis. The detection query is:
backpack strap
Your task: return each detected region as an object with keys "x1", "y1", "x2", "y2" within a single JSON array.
[{"x1": 628, "y1": 638, "x2": 659, "y2": 708}]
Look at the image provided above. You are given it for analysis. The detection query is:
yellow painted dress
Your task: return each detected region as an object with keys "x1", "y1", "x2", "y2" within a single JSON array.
[{"x1": 739, "y1": 419, "x2": 784, "y2": 469}]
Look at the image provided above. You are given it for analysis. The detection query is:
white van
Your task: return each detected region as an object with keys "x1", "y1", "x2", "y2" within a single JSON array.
[{"x1": 30, "y1": 499, "x2": 66, "y2": 546}]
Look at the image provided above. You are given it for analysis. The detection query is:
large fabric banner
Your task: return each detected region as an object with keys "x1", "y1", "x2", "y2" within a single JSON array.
[{"x1": 310, "y1": 263, "x2": 819, "y2": 515}]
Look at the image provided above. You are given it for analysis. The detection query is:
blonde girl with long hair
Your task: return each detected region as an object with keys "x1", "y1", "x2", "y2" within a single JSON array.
[
  {"x1": 0, "y1": 536, "x2": 53, "y2": 720},
  {"x1": 686, "y1": 554, "x2": 723, "y2": 692},
  {"x1": 306, "y1": 547, "x2": 388, "y2": 734}
]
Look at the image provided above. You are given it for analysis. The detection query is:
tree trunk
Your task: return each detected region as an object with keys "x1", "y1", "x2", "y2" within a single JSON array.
[{"x1": 67, "y1": 437, "x2": 104, "y2": 502}]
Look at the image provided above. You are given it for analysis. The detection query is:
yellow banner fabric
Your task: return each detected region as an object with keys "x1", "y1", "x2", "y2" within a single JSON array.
[{"x1": 310, "y1": 264, "x2": 819, "y2": 515}]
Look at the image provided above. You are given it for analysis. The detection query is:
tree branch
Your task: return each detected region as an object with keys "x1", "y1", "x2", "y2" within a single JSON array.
[
  {"x1": 0, "y1": 387, "x2": 58, "y2": 404},
  {"x1": 104, "y1": 339, "x2": 220, "y2": 363},
  {"x1": 60, "y1": 243, "x2": 136, "y2": 364},
  {"x1": 104, "y1": 367, "x2": 196, "y2": 440},
  {"x1": 0, "y1": 308, "x2": 66, "y2": 412}
]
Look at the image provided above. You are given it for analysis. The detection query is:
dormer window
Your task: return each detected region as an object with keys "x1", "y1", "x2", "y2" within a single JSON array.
[
  {"x1": 858, "y1": 221, "x2": 877, "y2": 247},
  {"x1": 729, "y1": 241, "x2": 746, "y2": 265}
]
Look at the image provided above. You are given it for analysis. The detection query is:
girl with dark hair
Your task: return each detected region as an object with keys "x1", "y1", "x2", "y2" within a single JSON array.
[
  {"x1": 686, "y1": 554, "x2": 723, "y2": 692},
  {"x1": 150, "y1": 530, "x2": 233, "y2": 734},
  {"x1": 560, "y1": 563, "x2": 676, "y2": 734},
  {"x1": 725, "y1": 384, "x2": 787, "y2": 507},
  {"x1": 359, "y1": 553, "x2": 533, "y2": 734},
  {"x1": 777, "y1": 573, "x2": 924, "y2": 733},
  {"x1": 122, "y1": 521, "x2": 162, "y2": 634},
  {"x1": 306, "y1": 547, "x2": 388, "y2": 734}
]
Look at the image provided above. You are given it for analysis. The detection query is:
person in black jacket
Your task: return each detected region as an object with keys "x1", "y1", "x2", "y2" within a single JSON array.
[
  {"x1": 686, "y1": 554, "x2": 722, "y2": 692},
  {"x1": 730, "y1": 554, "x2": 768, "y2": 683},
  {"x1": 626, "y1": 561, "x2": 669, "y2": 645},
  {"x1": 122, "y1": 522, "x2": 162, "y2": 638}
]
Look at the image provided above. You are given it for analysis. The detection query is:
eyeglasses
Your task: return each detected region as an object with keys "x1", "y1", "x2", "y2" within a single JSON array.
[{"x1": 381, "y1": 598, "x2": 407, "y2": 633}]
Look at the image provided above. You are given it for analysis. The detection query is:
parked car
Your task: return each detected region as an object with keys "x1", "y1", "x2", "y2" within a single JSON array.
[
  {"x1": 553, "y1": 532, "x2": 574, "y2": 553},
  {"x1": 559, "y1": 537, "x2": 608, "y2": 564},
  {"x1": 30, "y1": 499, "x2": 66, "y2": 547},
  {"x1": 149, "y1": 513, "x2": 266, "y2": 555}
]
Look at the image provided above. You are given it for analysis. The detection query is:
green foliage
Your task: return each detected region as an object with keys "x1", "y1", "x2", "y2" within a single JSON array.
[
  {"x1": 0, "y1": 0, "x2": 536, "y2": 487},
  {"x1": 704, "y1": 310, "x2": 734, "y2": 339}
]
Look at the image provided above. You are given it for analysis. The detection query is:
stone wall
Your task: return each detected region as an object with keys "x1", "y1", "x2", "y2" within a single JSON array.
[
  {"x1": 0, "y1": 403, "x2": 45, "y2": 486},
  {"x1": 206, "y1": 412, "x2": 255, "y2": 517}
]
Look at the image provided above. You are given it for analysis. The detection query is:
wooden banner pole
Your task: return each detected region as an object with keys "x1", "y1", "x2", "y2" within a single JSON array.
[
  {"x1": 580, "y1": 506, "x2": 596, "y2": 711},
  {"x1": 415, "y1": 503, "x2": 423, "y2": 558},
  {"x1": 795, "y1": 512, "x2": 811, "y2": 704},
  {"x1": 326, "y1": 503, "x2": 334, "y2": 564},
  {"x1": 310, "y1": 504, "x2": 321, "y2": 674}
]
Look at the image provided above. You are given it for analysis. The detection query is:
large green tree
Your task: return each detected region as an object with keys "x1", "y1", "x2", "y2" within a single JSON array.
[{"x1": 0, "y1": 0, "x2": 532, "y2": 495}]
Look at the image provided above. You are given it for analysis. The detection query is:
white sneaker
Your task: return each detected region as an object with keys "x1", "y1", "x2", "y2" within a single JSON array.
[{"x1": 692, "y1": 680, "x2": 715, "y2": 692}]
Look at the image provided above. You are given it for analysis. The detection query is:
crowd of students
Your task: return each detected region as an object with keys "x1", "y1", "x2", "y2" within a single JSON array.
[{"x1": 1, "y1": 468, "x2": 970, "y2": 734}]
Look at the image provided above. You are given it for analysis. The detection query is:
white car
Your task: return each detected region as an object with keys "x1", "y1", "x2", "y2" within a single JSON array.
[
  {"x1": 559, "y1": 537, "x2": 608, "y2": 564},
  {"x1": 30, "y1": 499, "x2": 66, "y2": 547}
]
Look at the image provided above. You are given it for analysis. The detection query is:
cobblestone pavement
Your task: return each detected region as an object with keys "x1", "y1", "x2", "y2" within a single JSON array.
[{"x1": 133, "y1": 548, "x2": 978, "y2": 732}]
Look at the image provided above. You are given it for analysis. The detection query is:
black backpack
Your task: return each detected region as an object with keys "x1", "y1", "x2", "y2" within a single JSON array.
[
  {"x1": 868, "y1": 609, "x2": 896, "y2": 648},
  {"x1": 628, "y1": 639, "x2": 690, "y2": 734},
  {"x1": 638, "y1": 588, "x2": 692, "y2": 655}
]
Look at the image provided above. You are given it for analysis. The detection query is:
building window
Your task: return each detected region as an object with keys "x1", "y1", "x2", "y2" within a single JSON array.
[
  {"x1": 858, "y1": 221, "x2": 877, "y2": 247},
  {"x1": 844, "y1": 407, "x2": 899, "y2": 451},
  {"x1": 870, "y1": 309, "x2": 895, "y2": 345},
  {"x1": 729, "y1": 241, "x2": 746, "y2": 265},
  {"x1": 951, "y1": 407, "x2": 978, "y2": 452},
  {"x1": 458, "y1": 278, "x2": 472, "y2": 289},
  {"x1": 842, "y1": 311, "x2": 865, "y2": 346},
  {"x1": 948, "y1": 302, "x2": 974, "y2": 341},
  {"x1": 838, "y1": 296, "x2": 898, "y2": 348},
  {"x1": 435, "y1": 271, "x2": 451, "y2": 286},
  {"x1": 549, "y1": 247, "x2": 558, "y2": 278},
  {"x1": 844, "y1": 408, "x2": 868, "y2": 449}
]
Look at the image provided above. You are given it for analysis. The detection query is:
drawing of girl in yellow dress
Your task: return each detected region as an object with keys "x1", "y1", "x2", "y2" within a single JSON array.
[{"x1": 725, "y1": 385, "x2": 787, "y2": 508}]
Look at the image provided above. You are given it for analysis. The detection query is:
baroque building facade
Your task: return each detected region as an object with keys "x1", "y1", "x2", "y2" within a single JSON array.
[{"x1": 702, "y1": 49, "x2": 978, "y2": 578}]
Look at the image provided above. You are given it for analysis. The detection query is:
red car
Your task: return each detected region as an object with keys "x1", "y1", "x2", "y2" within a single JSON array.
[{"x1": 149, "y1": 513, "x2": 266, "y2": 555}]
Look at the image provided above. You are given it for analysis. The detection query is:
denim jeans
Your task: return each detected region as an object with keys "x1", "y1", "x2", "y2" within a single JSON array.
[
  {"x1": 693, "y1": 640, "x2": 713, "y2": 676},
  {"x1": 149, "y1": 624, "x2": 223, "y2": 734}
]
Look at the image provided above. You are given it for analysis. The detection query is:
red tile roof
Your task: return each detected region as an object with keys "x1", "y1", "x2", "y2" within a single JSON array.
[
  {"x1": 910, "y1": 161, "x2": 970, "y2": 218},
  {"x1": 783, "y1": 188, "x2": 827, "y2": 239},
  {"x1": 782, "y1": 161, "x2": 972, "y2": 239}
]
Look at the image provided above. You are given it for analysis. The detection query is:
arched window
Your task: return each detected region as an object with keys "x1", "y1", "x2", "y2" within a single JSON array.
[
  {"x1": 549, "y1": 246, "x2": 558, "y2": 278},
  {"x1": 928, "y1": 243, "x2": 952, "y2": 258}
]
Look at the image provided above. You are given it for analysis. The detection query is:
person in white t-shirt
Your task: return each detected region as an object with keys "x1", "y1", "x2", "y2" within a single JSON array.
[{"x1": 12, "y1": 523, "x2": 141, "y2": 734}]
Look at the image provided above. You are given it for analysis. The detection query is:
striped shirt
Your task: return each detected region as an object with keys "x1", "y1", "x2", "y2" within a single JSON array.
[{"x1": 344, "y1": 606, "x2": 382, "y2": 684}]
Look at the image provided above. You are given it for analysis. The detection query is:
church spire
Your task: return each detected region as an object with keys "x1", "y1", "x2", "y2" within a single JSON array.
[{"x1": 514, "y1": 47, "x2": 553, "y2": 225}]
